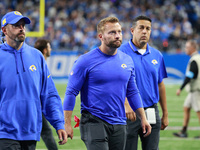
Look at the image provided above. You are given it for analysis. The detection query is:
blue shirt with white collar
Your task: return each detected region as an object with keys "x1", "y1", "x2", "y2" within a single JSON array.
[{"x1": 119, "y1": 39, "x2": 167, "y2": 107}]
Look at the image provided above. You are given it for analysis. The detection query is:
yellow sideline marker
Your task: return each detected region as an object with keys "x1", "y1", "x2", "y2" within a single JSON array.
[{"x1": 26, "y1": 0, "x2": 45, "y2": 37}]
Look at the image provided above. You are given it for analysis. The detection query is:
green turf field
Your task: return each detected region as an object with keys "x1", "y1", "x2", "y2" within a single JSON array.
[{"x1": 36, "y1": 83, "x2": 200, "y2": 150}]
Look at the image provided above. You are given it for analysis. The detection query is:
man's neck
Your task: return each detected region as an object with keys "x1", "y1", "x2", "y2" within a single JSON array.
[
  {"x1": 99, "y1": 45, "x2": 117, "y2": 55},
  {"x1": 7, "y1": 40, "x2": 23, "y2": 50},
  {"x1": 190, "y1": 51, "x2": 198, "y2": 57},
  {"x1": 132, "y1": 39, "x2": 147, "y2": 49}
]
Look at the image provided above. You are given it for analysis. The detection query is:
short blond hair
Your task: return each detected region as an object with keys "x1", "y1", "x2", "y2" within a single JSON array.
[
  {"x1": 97, "y1": 16, "x2": 120, "y2": 34},
  {"x1": 187, "y1": 40, "x2": 198, "y2": 50}
]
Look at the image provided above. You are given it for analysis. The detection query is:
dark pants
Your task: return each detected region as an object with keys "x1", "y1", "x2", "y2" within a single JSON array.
[
  {"x1": 41, "y1": 114, "x2": 58, "y2": 150},
  {"x1": 80, "y1": 111, "x2": 126, "y2": 150},
  {"x1": 0, "y1": 139, "x2": 36, "y2": 150},
  {"x1": 125, "y1": 104, "x2": 161, "y2": 150}
]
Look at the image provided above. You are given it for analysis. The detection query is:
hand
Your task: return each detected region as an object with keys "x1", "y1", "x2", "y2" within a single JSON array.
[
  {"x1": 125, "y1": 100, "x2": 136, "y2": 122},
  {"x1": 65, "y1": 123, "x2": 73, "y2": 139},
  {"x1": 176, "y1": 89, "x2": 181, "y2": 96},
  {"x1": 57, "y1": 129, "x2": 67, "y2": 145},
  {"x1": 160, "y1": 114, "x2": 169, "y2": 130},
  {"x1": 141, "y1": 119, "x2": 152, "y2": 137}
]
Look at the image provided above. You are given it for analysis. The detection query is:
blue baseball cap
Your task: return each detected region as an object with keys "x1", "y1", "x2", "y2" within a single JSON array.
[{"x1": 1, "y1": 11, "x2": 31, "y2": 28}]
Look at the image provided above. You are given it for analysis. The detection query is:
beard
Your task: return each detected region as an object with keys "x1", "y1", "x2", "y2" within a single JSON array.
[
  {"x1": 46, "y1": 51, "x2": 51, "y2": 57},
  {"x1": 15, "y1": 33, "x2": 25, "y2": 42},
  {"x1": 106, "y1": 40, "x2": 122, "y2": 48},
  {"x1": 7, "y1": 32, "x2": 25, "y2": 43},
  {"x1": 139, "y1": 41, "x2": 147, "y2": 48},
  {"x1": 15, "y1": 37, "x2": 25, "y2": 42}
]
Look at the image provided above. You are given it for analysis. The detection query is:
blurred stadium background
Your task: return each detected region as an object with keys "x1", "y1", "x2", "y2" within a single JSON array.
[
  {"x1": 1, "y1": 0, "x2": 200, "y2": 81},
  {"x1": 1, "y1": 0, "x2": 200, "y2": 149},
  {"x1": 1, "y1": 0, "x2": 200, "y2": 52}
]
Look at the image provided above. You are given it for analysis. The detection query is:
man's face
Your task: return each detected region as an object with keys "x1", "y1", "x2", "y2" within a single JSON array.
[
  {"x1": 185, "y1": 42, "x2": 194, "y2": 56},
  {"x1": 131, "y1": 20, "x2": 151, "y2": 48},
  {"x1": 46, "y1": 43, "x2": 52, "y2": 57},
  {"x1": 4, "y1": 19, "x2": 26, "y2": 42},
  {"x1": 100, "y1": 22, "x2": 122, "y2": 48}
]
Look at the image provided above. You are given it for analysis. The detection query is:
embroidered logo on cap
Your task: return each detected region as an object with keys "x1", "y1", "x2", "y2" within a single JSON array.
[
  {"x1": 14, "y1": 11, "x2": 22, "y2": 16},
  {"x1": 2, "y1": 19, "x2": 6, "y2": 26}
]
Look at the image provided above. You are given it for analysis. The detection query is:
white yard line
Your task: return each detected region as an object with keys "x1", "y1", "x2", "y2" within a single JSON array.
[{"x1": 165, "y1": 126, "x2": 200, "y2": 130}]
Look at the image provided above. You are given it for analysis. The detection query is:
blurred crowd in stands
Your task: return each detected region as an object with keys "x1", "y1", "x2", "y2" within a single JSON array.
[{"x1": 1, "y1": 0, "x2": 200, "y2": 54}]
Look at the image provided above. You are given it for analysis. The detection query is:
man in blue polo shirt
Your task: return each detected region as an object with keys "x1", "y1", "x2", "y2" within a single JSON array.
[{"x1": 119, "y1": 15, "x2": 168, "y2": 150}]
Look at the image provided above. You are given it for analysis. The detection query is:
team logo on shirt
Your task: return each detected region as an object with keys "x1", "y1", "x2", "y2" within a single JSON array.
[
  {"x1": 29, "y1": 65, "x2": 36, "y2": 72},
  {"x1": 121, "y1": 64, "x2": 127, "y2": 69},
  {"x1": 152, "y1": 59, "x2": 158, "y2": 65}
]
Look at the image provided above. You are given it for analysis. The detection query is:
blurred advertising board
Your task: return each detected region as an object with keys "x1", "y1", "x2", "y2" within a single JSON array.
[{"x1": 47, "y1": 52, "x2": 190, "y2": 80}]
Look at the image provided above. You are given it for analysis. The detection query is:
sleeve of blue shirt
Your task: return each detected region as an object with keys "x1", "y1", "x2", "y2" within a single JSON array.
[
  {"x1": 40, "y1": 59, "x2": 65, "y2": 131},
  {"x1": 126, "y1": 63, "x2": 143, "y2": 111},
  {"x1": 158, "y1": 54, "x2": 168, "y2": 83},
  {"x1": 63, "y1": 56, "x2": 87, "y2": 111}
]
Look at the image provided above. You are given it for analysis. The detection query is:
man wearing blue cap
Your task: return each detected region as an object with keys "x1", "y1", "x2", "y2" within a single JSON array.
[{"x1": 0, "y1": 11, "x2": 67, "y2": 150}]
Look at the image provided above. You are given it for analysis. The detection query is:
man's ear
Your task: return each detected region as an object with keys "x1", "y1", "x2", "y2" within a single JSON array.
[
  {"x1": 130, "y1": 27, "x2": 134, "y2": 34},
  {"x1": 43, "y1": 48, "x2": 47, "y2": 55},
  {"x1": 1, "y1": 27, "x2": 6, "y2": 36},
  {"x1": 98, "y1": 33, "x2": 102, "y2": 40}
]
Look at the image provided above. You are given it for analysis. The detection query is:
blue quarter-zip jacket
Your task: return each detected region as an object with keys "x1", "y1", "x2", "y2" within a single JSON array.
[{"x1": 0, "y1": 42, "x2": 64, "y2": 141}]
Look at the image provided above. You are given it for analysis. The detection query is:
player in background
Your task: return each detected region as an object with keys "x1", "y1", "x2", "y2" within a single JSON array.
[
  {"x1": 173, "y1": 40, "x2": 200, "y2": 138},
  {"x1": 34, "y1": 39, "x2": 58, "y2": 150}
]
